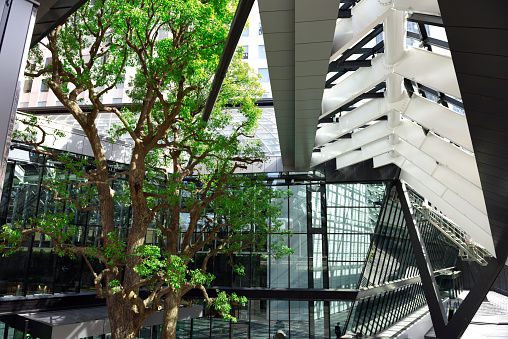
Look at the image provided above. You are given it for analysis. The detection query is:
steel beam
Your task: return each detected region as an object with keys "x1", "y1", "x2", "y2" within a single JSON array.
[
  {"x1": 442, "y1": 258, "x2": 505, "y2": 338},
  {"x1": 407, "y1": 13, "x2": 444, "y2": 27},
  {"x1": 328, "y1": 59, "x2": 372, "y2": 71},
  {"x1": 396, "y1": 181, "x2": 448, "y2": 337},
  {"x1": 202, "y1": 0, "x2": 254, "y2": 122}
]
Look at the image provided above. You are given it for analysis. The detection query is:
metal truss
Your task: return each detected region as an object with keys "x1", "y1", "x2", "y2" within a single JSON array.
[
  {"x1": 312, "y1": 0, "x2": 494, "y2": 257},
  {"x1": 407, "y1": 188, "x2": 491, "y2": 266}
]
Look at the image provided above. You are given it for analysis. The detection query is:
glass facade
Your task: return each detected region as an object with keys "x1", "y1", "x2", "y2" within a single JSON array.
[{"x1": 0, "y1": 145, "x2": 460, "y2": 338}]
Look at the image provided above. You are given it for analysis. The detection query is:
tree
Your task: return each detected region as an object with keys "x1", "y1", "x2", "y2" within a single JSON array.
[{"x1": 0, "y1": 0, "x2": 291, "y2": 338}]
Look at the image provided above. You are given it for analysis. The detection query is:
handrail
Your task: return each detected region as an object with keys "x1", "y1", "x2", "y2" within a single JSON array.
[{"x1": 407, "y1": 189, "x2": 491, "y2": 266}]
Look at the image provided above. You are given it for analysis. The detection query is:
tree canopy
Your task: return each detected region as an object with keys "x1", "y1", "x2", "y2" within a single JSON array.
[{"x1": 0, "y1": 0, "x2": 291, "y2": 338}]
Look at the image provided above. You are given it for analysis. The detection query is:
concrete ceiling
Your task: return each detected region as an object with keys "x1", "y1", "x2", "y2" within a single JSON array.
[{"x1": 258, "y1": 0, "x2": 339, "y2": 171}]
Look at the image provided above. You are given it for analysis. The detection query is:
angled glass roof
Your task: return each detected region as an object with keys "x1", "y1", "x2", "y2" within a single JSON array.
[{"x1": 44, "y1": 108, "x2": 281, "y2": 156}]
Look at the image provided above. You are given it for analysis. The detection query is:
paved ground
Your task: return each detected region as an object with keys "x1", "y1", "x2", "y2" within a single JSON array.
[{"x1": 461, "y1": 291, "x2": 508, "y2": 339}]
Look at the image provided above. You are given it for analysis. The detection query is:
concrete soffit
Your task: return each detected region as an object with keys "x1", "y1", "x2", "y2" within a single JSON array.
[{"x1": 258, "y1": 0, "x2": 340, "y2": 171}]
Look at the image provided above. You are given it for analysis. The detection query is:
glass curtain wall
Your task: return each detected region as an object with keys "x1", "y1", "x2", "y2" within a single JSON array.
[
  {"x1": 0, "y1": 145, "x2": 460, "y2": 338},
  {"x1": 344, "y1": 184, "x2": 458, "y2": 336}
]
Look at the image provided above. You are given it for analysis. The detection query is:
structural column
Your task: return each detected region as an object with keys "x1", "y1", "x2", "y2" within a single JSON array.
[
  {"x1": 0, "y1": 0, "x2": 38, "y2": 199},
  {"x1": 396, "y1": 181, "x2": 448, "y2": 337}
]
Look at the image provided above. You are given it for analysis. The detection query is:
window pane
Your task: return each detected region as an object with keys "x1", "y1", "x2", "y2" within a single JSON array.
[
  {"x1": 289, "y1": 185, "x2": 306, "y2": 232},
  {"x1": 258, "y1": 68, "x2": 270, "y2": 82},
  {"x1": 290, "y1": 300, "x2": 309, "y2": 338},
  {"x1": 258, "y1": 45, "x2": 266, "y2": 58},
  {"x1": 290, "y1": 234, "x2": 308, "y2": 288}
]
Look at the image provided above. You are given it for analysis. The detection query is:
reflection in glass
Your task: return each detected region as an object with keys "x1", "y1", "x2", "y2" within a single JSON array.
[
  {"x1": 290, "y1": 234, "x2": 308, "y2": 288},
  {"x1": 289, "y1": 185, "x2": 306, "y2": 232},
  {"x1": 312, "y1": 234, "x2": 323, "y2": 289}
]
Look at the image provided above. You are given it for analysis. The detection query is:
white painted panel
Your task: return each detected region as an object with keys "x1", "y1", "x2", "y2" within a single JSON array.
[
  {"x1": 353, "y1": 121, "x2": 392, "y2": 146},
  {"x1": 315, "y1": 98, "x2": 386, "y2": 147},
  {"x1": 361, "y1": 138, "x2": 392, "y2": 158},
  {"x1": 400, "y1": 159, "x2": 447, "y2": 197},
  {"x1": 404, "y1": 94, "x2": 473, "y2": 151},
  {"x1": 330, "y1": 18, "x2": 354, "y2": 60},
  {"x1": 394, "y1": 139, "x2": 438, "y2": 175},
  {"x1": 373, "y1": 151, "x2": 404, "y2": 168},
  {"x1": 331, "y1": 0, "x2": 392, "y2": 60},
  {"x1": 433, "y1": 165, "x2": 487, "y2": 214},
  {"x1": 394, "y1": 0, "x2": 440, "y2": 16},
  {"x1": 322, "y1": 54, "x2": 391, "y2": 116},
  {"x1": 335, "y1": 150, "x2": 364, "y2": 169},
  {"x1": 319, "y1": 138, "x2": 353, "y2": 160},
  {"x1": 313, "y1": 122, "x2": 391, "y2": 166},
  {"x1": 393, "y1": 119, "x2": 426, "y2": 149},
  {"x1": 395, "y1": 48, "x2": 461, "y2": 99},
  {"x1": 420, "y1": 133, "x2": 481, "y2": 187},
  {"x1": 442, "y1": 189, "x2": 491, "y2": 240}
]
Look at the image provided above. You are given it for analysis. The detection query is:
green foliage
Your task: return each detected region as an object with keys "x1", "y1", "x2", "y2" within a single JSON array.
[
  {"x1": 103, "y1": 232, "x2": 126, "y2": 265},
  {"x1": 133, "y1": 245, "x2": 215, "y2": 291},
  {"x1": 17, "y1": 0, "x2": 293, "y2": 334},
  {"x1": 211, "y1": 290, "x2": 247, "y2": 322},
  {"x1": 0, "y1": 213, "x2": 76, "y2": 257},
  {"x1": 0, "y1": 223, "x2": 22, "y2": 256},
  {"x1": 109, "y1": 279, "x2": 122, "y2": 293}
]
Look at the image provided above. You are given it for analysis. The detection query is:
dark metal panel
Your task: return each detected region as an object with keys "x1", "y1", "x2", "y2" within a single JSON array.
[
  {"x1": 443, "y1": 258, "x2": 505, "y2": 339},
  {"x1": 0, "y1": 292, "x2": 105, "y2": 316},
  {"x1": 473, "y1": 153, "x2": 508, "y2": 173},
  {"x1": 202, "y1": 0, "x2": 254, "y2": 122},
  {"x1": 316, "y1": 159, "x2": 400, "y2": 183},
  {"x1": 455, "y1": 73, "x2": 508, "y2": 99},
  {"x1": 407, "y1": 13, "x2": 443, "y2": 27},
  {"x1": 445, "y1": 27, "x2": 508, "y2": 56},
  {"x1": 472, "y1": 142, "x2": 508, "y2": 162},
  {"x1": 460, "y1": 95, "x2": 508, "y2": 118},
  {"x1": 396, "y1": 181, "x2": 447, "y2": 337},
  {"x1": 436, "y1": 0, "x2": 508, "y2": 29},
  {"x1": 481, "y1": 182, "x2": 508, "y2": 201},
  {"x1": 451, "y1": 52, "x2": 508, "y2": 79},
  {"x1": 463, "y1": 125, "x2": 508, "y2": 146},
  {"x1": 30, "y1": 0, "x2": 88, "y2": 47}
]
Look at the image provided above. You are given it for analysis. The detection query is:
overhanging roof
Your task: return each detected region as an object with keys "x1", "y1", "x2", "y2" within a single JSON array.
[
  {"x1": 31, "y1": 0, "x2": 88, "y2": 48},
  {"x1": 437, "y1": 0, "x2": 508, "y2": 262}
]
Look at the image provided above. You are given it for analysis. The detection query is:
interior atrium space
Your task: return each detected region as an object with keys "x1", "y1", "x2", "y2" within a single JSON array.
[{"x1": 1, "y1": 0, "x2": 508, "y2": 338}]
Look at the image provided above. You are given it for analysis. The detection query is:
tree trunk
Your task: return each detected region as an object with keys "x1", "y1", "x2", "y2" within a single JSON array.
[
  {"x1": 161, "y1": 292, "x2": 180, "y2": 339},
  {"x1": 107, "y1": 294, "x2": 143, "y2": 339}
]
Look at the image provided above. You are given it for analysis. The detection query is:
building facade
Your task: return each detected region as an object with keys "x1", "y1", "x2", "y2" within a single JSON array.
[{"x1": 0, "y1": 139, "x2": 460, "y2": 338}]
